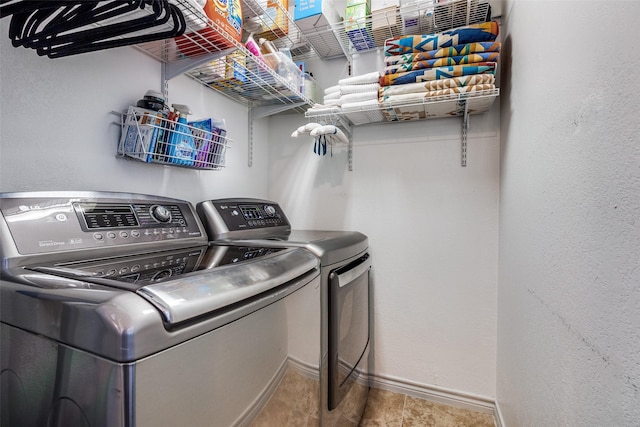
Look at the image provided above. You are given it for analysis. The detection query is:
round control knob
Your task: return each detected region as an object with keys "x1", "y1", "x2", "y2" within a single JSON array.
[
  {"x1": 263, "y1": 205, "x2": 277, "y2": 217},
  {"x1": 150, "y1": 205, "x2": 172, "y2": 223}
]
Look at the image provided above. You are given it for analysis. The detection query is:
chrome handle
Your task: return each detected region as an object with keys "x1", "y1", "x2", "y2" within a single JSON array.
[{"x1": 336, "y1": 254, "x2": 370, "y2": 288}]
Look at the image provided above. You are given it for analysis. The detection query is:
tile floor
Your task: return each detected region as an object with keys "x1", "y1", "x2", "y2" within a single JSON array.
[
  {"x1": 360, "y1": 388, "x2": 496, "y2": 427},
  {"x1": 250, "y1": 366, "x2": 496, "y2": 426}
]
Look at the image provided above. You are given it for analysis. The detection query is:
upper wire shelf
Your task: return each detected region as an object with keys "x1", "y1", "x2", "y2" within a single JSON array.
[
  {"x1": 337, "y1": 0, "x2": 491, "y2": 57},
  {"x1": 134, "y1": 0, "x2": 314, "y2": 111}
]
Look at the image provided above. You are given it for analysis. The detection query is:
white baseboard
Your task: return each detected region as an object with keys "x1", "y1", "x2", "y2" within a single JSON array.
[
  {"x1": 368, "y1": 373, "x2": 501, "y2": 424},
  {"x1": 494, "y1": 400, "x2": 506, "y2": 427}
]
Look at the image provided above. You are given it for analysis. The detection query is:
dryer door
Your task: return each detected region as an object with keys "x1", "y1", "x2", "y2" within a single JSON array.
[{"x1": 328, "y1": 253, "x2": 371, "y2": 410}]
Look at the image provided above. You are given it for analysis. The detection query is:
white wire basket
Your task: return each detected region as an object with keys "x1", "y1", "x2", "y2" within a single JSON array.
[{"x1": 118, "y1": 106, "x2": 231, "y2": 170}]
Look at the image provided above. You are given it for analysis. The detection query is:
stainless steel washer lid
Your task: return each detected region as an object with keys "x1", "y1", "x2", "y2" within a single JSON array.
[
  {"x1": 137, "y1": 247, "x2": 318, "y2": 324},
  {"x1": 217, "y1": 230, "x2": 369, "y2": 266}
]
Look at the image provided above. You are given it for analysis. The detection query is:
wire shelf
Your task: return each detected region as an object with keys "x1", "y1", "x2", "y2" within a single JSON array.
[
  {"x1": 335, "y1": 0, "x2": 492, "y2": 57},
  {"x1": 306, "y1": 88, "x2": 499, "y2": 125},
  {"x1": 134, "y1": 0, "x2": 314, "y2": 110},
  {"x1": 118, "y1": 106, "x2": 231, "y2": 170}
]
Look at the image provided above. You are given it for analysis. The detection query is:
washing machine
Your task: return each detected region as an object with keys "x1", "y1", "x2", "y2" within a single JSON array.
[{"x1": 0, "y1": 191, "x2": 321, "y2": 427}]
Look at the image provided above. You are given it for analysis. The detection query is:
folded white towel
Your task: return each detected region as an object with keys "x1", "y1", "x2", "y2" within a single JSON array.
[
  {"x1": 340, "y1": 83, "x2": 380, "y2": 95},
  {"x1": 340, "y1": 99, "x2": 380, "y2": 110},
  {"x1": 323, "y1": 98, "x2": 340, "y2": 106},
  {"x1": 339, "y1": 91, "x2": 379, "y2": 105},
  {"x1": 338, "y1": 72, "x2": 380, "y2": 86},
  {"x1": 323, "y1": 85, "x2": 340, "y2": 95},
  {"x1": 307, "y1": 105, "x2": 341, "y2": 115},
  {"x1": 323, "y1": 91, "x2": 341, "y2": 101}
]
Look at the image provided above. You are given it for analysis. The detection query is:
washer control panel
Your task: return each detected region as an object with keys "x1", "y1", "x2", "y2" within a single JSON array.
[
  {"x1": 197, "y1": 198, "x2": 291, "y2": 240},
  {"x1": 0, "y1": 192, "x2": 206, "y2": 256}
]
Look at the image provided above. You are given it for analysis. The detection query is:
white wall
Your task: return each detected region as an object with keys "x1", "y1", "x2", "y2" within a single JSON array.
[
  {"x1": 498, "y1": 1, "x2": 640, "y2": 425},
  {"x1": 0, "y1": 20, "x2": 269, "y2": 204},
  {"x1": 267, "y1": 99, "x2": 500, "y2": 397}
]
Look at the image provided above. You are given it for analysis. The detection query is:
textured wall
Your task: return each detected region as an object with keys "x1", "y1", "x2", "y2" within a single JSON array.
[
  {"x1": 0, "y1": 22, "x2": 268, "y2": 204},
  {"x1": 497, "y1": 1, "x2": 640, "y2": 425},
  {"x1": 267, "y1": 99, "x2": 500, "y2": 397}
]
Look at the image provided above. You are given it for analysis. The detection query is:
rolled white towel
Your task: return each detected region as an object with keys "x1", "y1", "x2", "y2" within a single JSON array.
[
  {"x1": 309, "y1": 125, "x2": 349, "y2": 144},
  {"x1": 304, "y1": 122, "x2": 323, "y2": 132},
  {"x1": 338, "y1": 72, "x2": 380, "y2": 86}
]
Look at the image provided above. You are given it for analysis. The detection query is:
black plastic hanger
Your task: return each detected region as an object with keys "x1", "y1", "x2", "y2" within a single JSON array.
[
  {"x1": 42, "y1": 3, "x2": 186, "y2": 58},
  {"x1": 1, "y1": 1, "x2": 186, "y2": 58}
]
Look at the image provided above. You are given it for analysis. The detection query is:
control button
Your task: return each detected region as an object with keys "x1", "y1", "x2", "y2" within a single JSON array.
[
  {"x1": 168, "y1": 228, "x2": 174, "y2": 234},
  {"x1": 93, "y1": 233, "x2": 104, "y2": 241},
  {"x1": 231, "y1": 210, "x2": 239, "y2": 216},
  {"x1": 131, "y1": 264, "x2": 140, "y2": 272},
  {"x1": 106, "y1": 269, "x2": 117, "y2": 276},
  {"x1": 119, "y1": 267, "x2": 130, "y2": 274},
  {"x1": 150, "y1": 205, "x2": 172, "y2": 223},
  {"x1": 131, "y1": 230, "x2": 140, "y2": 238},
  {"x1": 119, "y1": 231, "x2": 129, "y2": 238},
  {"x1": 107, "y1": 232, "x2": 117, "y2": 239},
  {"x1": 264, "y1": 205, "x2": 277, "y2": 217},
  {"x1": 55, "y1": 213, "x2": 67, "y2": 222}
]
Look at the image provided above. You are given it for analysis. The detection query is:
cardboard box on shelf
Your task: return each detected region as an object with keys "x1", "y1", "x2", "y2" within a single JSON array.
[
  {"x1": 346, "y1": 0, "x2": 375, "y2": 51},
  {"x1": 371, "y1": 6, "x2": 401, "y2": 46},
  {"x1": 175, "y1": 0, "x2": 243, "y2": 55},
  {"x1": 224, "y1": 51, "x2": 247, "y2": 84},
  {"x1": 371, "y1": 0, "x2": 399, "y2": 9},
  {"x1": 294, "y1": 0, "x2": 345, "y2": 58},
  {"x1": 258, "y1": 0, "x2": 290, "y2": 40}
]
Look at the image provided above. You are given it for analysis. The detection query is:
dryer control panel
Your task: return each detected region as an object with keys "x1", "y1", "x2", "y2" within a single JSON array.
[{"x1": 197, "y1": 198, "x2": 291, "y2": 240}]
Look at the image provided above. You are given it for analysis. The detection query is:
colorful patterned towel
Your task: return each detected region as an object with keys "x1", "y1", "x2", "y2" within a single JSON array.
[
  {"x1": 385, "y1": 42, "x2": 501, "y2": 66},
  {"x1": 384, "y1": 52, "x2": 500, "y2": 75},
  {"x1": 379, "y1": 63, "x2": 496, "y2": 86},
  {"x1": 380, "y1": 84, "x2": 495, "y2": 103},
  {"x1": 379, "y1": 74, "x2": 495, "y2": 97},
  {"x1": 384, "y1": 21, "x2": 499, "y2": 56}
]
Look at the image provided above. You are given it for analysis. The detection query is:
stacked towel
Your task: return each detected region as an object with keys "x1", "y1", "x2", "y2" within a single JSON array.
[
  {"x1": 383, "y1": 21, "x2": 499, "y2": 56},
  {"x1": 339, "y1": 72, "x2": 380, "y2": 106},
  {"x1": 338, "y1": 71, "x2": 383, "y2": 124},
  {"x1": 379, "y1": 21, "x2": 501, "y2": 121},
  {"x1": 307, "y1": 73, "x2": 383, "y2": 118}
]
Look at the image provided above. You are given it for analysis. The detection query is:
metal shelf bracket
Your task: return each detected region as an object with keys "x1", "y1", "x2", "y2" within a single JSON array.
[{"x1": 462, "y1": 100, "x2": 469, "y2": 167}]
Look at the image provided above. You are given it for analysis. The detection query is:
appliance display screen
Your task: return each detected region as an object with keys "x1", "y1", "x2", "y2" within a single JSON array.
[
  {"x1": 239, "y1": 205, "x2": 263, "y2": 220},
  {"x1": 79, "y1": 204, "x2": 139, "y2": 229}
]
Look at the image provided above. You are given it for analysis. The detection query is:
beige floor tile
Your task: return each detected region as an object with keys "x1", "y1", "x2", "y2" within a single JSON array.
[
  {"x1": 359, "y1": 388, "x2": 405, "y2": 427},
  {"x1": 401, "y1": 396, "x2": 495, "y2": 427}
]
